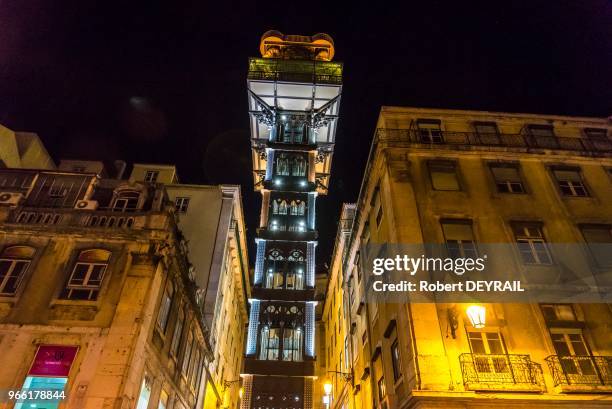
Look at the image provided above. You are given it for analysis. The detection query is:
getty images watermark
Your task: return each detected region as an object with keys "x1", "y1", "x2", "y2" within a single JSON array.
[{"x1": 361, "y1": 243, "x2": 611, "y2": 303}]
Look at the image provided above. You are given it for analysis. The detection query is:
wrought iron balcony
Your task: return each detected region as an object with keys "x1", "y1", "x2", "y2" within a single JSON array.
[
  {"x1": 460, "y1": 353, "x2": 545, "y2": 392},
  {"x1": 376, "y1": 129, "x2": 612, "y2": 155},
  {"x1": 248, "y1": 57, "x2": 342, "y2": 85},
  {"x1": 545, "y1": 355, "x2": 612, "y2": 387}
]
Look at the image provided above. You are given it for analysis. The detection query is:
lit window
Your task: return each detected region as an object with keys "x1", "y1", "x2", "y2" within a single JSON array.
[
  {"x1": 429, "y1": 161, "x2": 460, "y2": 191},
  {"x1": 512, "y1": 222, "x2": 552, "y2": 264},
  {"x1": 61, "y1": 249, "x2": 111, "y2": 300},
  {"x1": 549, "y1": 330, "x2": 598, "y2": 380},
  {"x1": 174, "y1": 197, "x2": 190, "y2": 213},
  {"x1": 136, "y1": 374, "x2": 152, "y2": 409},
  {"x1": 157, "y1": 389, "x2": 169, "y2": 409},
  {"x1": 417, "y1": 119, "x2": 443, "y2": 143},
  {"x1": 489, "y1": 163, "x2": 525, "y2": 193},
  {"x1": 551, "y1": 167, "x2": 589, "y2": 197},
  {"x1": 580, "y1": 224, "x2": 612, "y2": 267},
  {"x1": 0, "y1": 246, "x2": 35, "y2": 296},
  {"x1": 144, "y1": 170, "x2": 159, "y2": 183},
  {"x1": 441, "y1": 220, "x2": 478, "y2": 259},
  {"x1": 259, "y1": 326, "x2": 280, "y2": 360},
  {"x1": 467, "y1": 331, "x2": 508, "y2": 374},
  {"x1": 282, "y1": 328, "x2": 303, "y2": 362},
  {"x1": 156, "y1": 280, "x2": 175, "y2": 332}
]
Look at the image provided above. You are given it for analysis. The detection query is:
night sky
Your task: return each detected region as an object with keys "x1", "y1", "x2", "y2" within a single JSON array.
[{"x1": 1, "y1": 1, "x2": 610, "y2": 267}]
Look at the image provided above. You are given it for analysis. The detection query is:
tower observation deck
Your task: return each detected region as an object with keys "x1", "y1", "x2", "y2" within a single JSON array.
[{"x1": 241, "y1": 31, "x2": 343, "y2": 408}]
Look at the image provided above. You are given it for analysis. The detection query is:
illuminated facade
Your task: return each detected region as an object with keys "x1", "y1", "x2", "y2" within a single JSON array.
[
  {"x1": 324, "y1": 107, "x2": 612, "y2": 408},
  {"x1": 243, "y1": 31, "x2": 343, "y2": 408},
  {"x1": 0, "y1": 158, "x2": 249, "y2": 409}
]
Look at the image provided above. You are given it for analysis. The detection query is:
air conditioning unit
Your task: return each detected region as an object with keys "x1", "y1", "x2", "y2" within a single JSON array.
[
  {"x1": 74, "y1": 200, "x2": 99, "y2": 210},
  {"x1": 0, "y1": 192, "x2": 24, "y2": 206}
]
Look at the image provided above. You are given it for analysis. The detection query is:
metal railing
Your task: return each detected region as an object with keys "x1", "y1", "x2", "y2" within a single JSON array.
[
  {"x1": 376, "y1": 129, "x2": 612, "y2": 154},
  {"x1": 545, "y1": 355, "x2": 612, "y2": 386},
  {"x1": 248, "y1": 57, "x2": 343, "y2": 85},
  {"x1": 460, "y1": 353, "x2": 545, "y2": 389}
]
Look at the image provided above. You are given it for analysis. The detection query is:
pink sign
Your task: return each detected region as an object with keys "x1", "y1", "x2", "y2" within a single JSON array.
[{"x1": 29, "y1": 345, "x2": 78, "y2": 377}]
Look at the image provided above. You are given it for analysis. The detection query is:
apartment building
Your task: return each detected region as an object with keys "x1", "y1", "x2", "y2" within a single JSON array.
[
  {"x1": 0, "y1": 156, "x2": 249, "y2": 409},
  {"x1": 324, "y1": 107, "x2": 612, "y2": 408}
]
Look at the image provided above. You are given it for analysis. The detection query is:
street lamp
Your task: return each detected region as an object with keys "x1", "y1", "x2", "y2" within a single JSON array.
[
  {"x1": 323, "y1": 381, "x2": 333, "y2": 395},
  {"x1": 323, "y1": 381, "x2": 332, "y2": 409},
  {"x1": 466, "y1": 305, "x2": 486, "y2": 328}
]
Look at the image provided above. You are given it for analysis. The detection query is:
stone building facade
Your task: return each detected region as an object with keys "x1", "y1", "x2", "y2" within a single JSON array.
[
  {"x1": 323, "y1": 107, "x2": 612, "y2": 408},
  {"x1": 0, "y1": 158, "x2": 249, "y2": 409}
]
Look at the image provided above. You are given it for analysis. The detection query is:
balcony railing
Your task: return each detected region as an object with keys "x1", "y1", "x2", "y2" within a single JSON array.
[
  {"x1": 376, "y1": 129, "x2": 612, "y2": 154},
  {"x1": 7, "y1": 206, "x2": 170, "y2": 231},
  {"x1": 545, "y1": 355, "x2": 612, "y2": 387},
  {"x1": 460, "y1": 353, "x2": 545, "y2": 391},
  {"x1": 248, "y1": 57, "x2": 343, "y2": 85}
]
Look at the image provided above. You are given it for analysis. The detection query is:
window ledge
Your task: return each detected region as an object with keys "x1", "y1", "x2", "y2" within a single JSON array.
[{"x1": 48, "y1": 299, "x2": 100, "y2": 321}]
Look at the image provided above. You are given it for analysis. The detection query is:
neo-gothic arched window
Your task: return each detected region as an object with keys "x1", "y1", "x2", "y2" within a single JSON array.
[
  {"x1": 276, "y1": 154, "x2": 290, "y2": 176},
  {"x1": 292, "y1": 156, "x2": 306, "y2": 177},
  {"x1": 289, "y1": 200, "x2": 306, "y2": 216}
]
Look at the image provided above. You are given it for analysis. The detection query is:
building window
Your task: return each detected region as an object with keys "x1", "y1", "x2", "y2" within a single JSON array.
[
  {"x1": 375, "y1": 205, "x2": 383, "y2": 227},
  {"x1": 181, "y1": 329, "x2": 194, "y2": 375},
  {"x1": 550, "y1": 330, "x2": 597, "y2": 377},
  {"x1": 474, "y1": 121, "x2": 500, "y2": 144},
  {"x1": 156, "y1": 280, "x2": 175, "y2": 332},
  {"x1": 428, "y1": 161, "x2": 460, "y2": 191},
  {"x1": 489, "y1": 163, "x2": 525, "y2": 193},
  {"x1": 527, "y1": 124, "x2": 558, "y2": 148},
  {"x1": 441, "y1": 220, "x2": 478, "y2": 258},
  {"x1": 48, "y1": 181, "x2": 68, "y2": 198},
  {"x1": 417, "y1": 119, "x2": 443, "y2": 143},
  {"x1": 112, "y1": 191, "x2": 140, "y2": 211},
  {"x1": 0, "y1": 246, "x2": 35, "y2": 296},
  {"x1": 512, "y1": 222, "x2": 552, "y2": 264},
  {"x1": 292, "y1": 155, "x2": 307, "y2": 176},
  {"x1": 584, "y1": 128, "x2": 610, "y2": 149},
  {"x1": 259, "y1": 326, "x2": 280, "y2": 360},
  {"x1": 136, "y1": 374, "x2": 152, "y2": 409},
  {"x1": 61, "y1": 249, "x2": 111, "y2": 300},
  {"x1": 157, "y1": 389, "x2": 169, "y2": 409},
  {"x1": 170, "y1": 309, "x2": 185, "y2": 357},
  {"x1": 467, "y1": 331, "x2": 508, "y2": 374},
  {"x1": 391, "y1": 338, "x2": 402, "y2": 381},
  {"x1": 144, "y1": 170, "x2": 159, "y2": 183},
  {"x1": 377, "y1": 376, "x2": 387, "y2": 403},
  {"x1": 174, "y1": 197, "x2": 190, "y2": 213},
  {"x1": 551, "y1": 167, "x2": 589, "y2": 197},
  {"x1": 540, "y1": 304, "x2": 576, "y2": 321},
  {"x1": 282, "y1": 328, "x2": 303, "y2": 361},
  {"x1": 580, "y1": 224, "x2": 612, "y2": 268}
]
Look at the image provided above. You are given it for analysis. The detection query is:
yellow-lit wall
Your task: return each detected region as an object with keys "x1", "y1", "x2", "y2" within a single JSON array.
[{"x1": 324, "y1": 107, "x2": 612, "y2": 408}]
